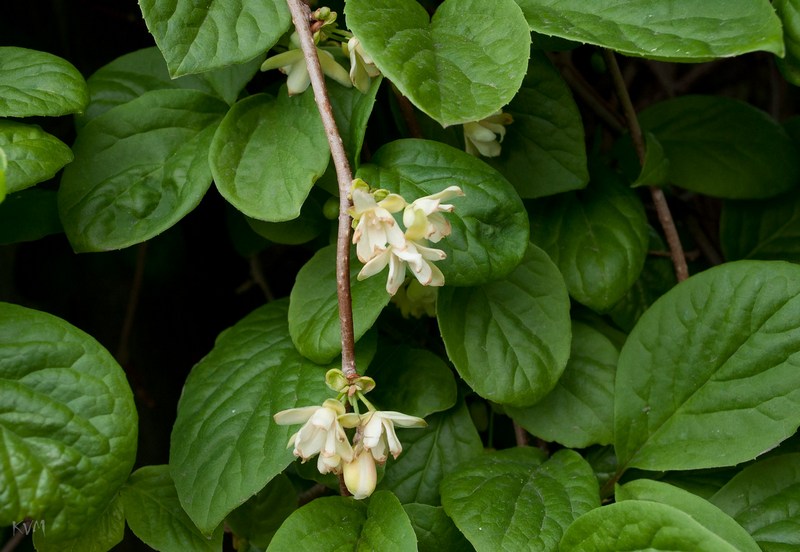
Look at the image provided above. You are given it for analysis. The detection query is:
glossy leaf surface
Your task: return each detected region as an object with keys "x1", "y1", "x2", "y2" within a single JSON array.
[{"x1": 0, "y1": 120, "x2": 73, "y2": 194}]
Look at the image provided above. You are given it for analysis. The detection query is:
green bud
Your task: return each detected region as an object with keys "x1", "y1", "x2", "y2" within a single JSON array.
[
  {"x1": 325, "y1": 368, "x2": 349, "y2": 393},
  {"x1": 322, "y1": 197, "x2": 339, "y2": 220}
]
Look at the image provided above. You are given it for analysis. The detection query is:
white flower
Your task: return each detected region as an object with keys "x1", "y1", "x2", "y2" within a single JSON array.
[
  {"x1": 273, "y1": 398, "x2": 353, "y2": 471},
  {"x1": 345, "y1": 37, "x2": 381, "y2": 93},
  {"x1": 463, "y1": 110, "x2": 513, "y2": 157},
  {"x1": 403, "y1": 186, "x2": 464, "y2": 243},
  {"x1": 349, "y1": 181, "x2": 407, "y2": 263},
  {"x1": 360, "y1": 410, "x2": 427, "y2": 462},
  {"x1": 342, "y1": 446, "x2": 377, "y2": 499},
  {"x1": 261, "y1": 33, "x2": 351, "y2": 95},
  {"x1": 357, "y1": 240, "x2": 446, "y2": 295}
]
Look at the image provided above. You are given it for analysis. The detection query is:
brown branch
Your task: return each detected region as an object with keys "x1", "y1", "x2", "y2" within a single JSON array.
[
  {"x1": 1, "y1": 520, "x2": 31, "y2": 552},
  {"x1": 116, "y1": 242, "x2": 148, "y2": 365},
  {"x1": 513, "y1": 422, "x2": 530, "y2": 447},
  {"x1": 603, "y1": 50, "x2": 689, "y2": 283},
  {"x1": 286, "y1": 0, "x2": 358, "y2": 378}
]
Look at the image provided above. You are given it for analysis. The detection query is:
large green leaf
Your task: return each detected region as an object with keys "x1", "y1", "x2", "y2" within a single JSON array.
[
  {"x1": 58, "y1": 89, "x2": 227, "y2": 252},
  {"x1": 0, "y1": 46, "x2": 88, "y2": 117},
  {"x1": 377, "y1": 399, "x2": 483, "y2": 505},
  {"x1": 442, "y1": 449, "x2": 599, "y2": 551},
  {"x1": 210, "y1": 90, "x2": 329, "y2": 222},
  {"x1": 226, "y1": 474, "x2": 297, "y2": 550},
  {"x1": 80, "y1": 47, "x2": 262, "y2": 127},
  {"x1": 617, "y1": 479, "x2": 760, "y2": 552},
  {"x1": 345, "y1": 0, "x2": 530, "y2": 127},
  {"x1": 402, "y1": 504, "x2": 474, "y2": 552},
  {"x1": 138, "y1": 0, "x2": 290, "y2": 77},
  {"x1": 0, "y1": 303, "x2": 137, "y2": 542},
  {"x1": 720, "y1": 188, "x2": 800, "y2": 262},
  {"x1": 615, "y1": 261, "x2": 800, "y2": 472},
  {"x1": 486, "y1": 50, "x2": 588, "y2": 199},
  {"x1": 288, "y1": 245, "x2": 391, "y2": 364},
  {"x1": 529, "y1": 172, "x2": 649, "y2": 312},
  {"x1": 357, "y1": 139, "x2": 529, "y2": 286},
  {"x1": 437, "y1": 243, "x2": 571, "y2": 406},
  {"x1": 34, "y1": 494, "x2": 125, "y2": 552},
  {"x1": 711, "y1": 454, "x2": 800, "y2": 551},
  {"x1": 0, "y1": 120, "x2": 73, "y2": 194},
  {"x1": 507, "y1": 321, "x2": 617, "y2": 448},
  {"x1": 559, "y1": 500, "x2": 739, "y2": 551},
  {"x1": 169, "y1": 300, "x2": 331, "y2": 534},
  {"x1": 267, "y1": 492, "x2": 417, "y2": 551},
  {"x1": 516, "y1": 0, "x2": 784, "y2": 61},
  {"x1": 775, "y1": 0, "x2": 800, "y2": 85},
  {"x1": 121, "y1": 465, "x2": 223, "y2": 552},
  {"x1": 638, "y1": 96, "x2": 799, "y2": 198}
]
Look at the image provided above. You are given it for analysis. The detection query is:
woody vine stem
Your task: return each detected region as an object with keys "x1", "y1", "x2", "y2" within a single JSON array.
[{"x1": 286, "y1": 0, "x2": 359, "y2": 378}]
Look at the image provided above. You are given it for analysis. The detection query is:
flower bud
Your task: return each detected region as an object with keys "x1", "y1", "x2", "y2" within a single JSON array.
[{"x1": 343, "y1": 447, "x2": 377, "y2": 499}]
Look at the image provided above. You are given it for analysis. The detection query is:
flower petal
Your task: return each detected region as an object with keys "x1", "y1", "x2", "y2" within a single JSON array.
[{"x1": 273, "y1": 406, "x2": 320, "y2": 425}]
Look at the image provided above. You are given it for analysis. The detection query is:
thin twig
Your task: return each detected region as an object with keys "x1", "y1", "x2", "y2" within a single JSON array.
[
  {"x1": 116, "y1": 242, "x2": 148, "y2": 365},
  {"x1": 513, "y1": 422, "x2": 529, "y2": 447},
  {"x1": 286, "y1": 0, "x2": 358, "y2": 378},
  {"x1": 249, "y1": 254, "x2": 274, "y2": 301},
  {"x1": 603, "y1": 50, "x2": 689, "y2": 282},
  {"x1": 1, "y1": 520, "x2": 31, "y2": 552}
]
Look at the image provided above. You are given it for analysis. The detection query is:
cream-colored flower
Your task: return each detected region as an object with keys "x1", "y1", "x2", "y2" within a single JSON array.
[
  {"x1": 349, "y1": 180, "x2": 407, "y2": 263},
  {"x1": 463, "y1": 110, "x2": 513, "y2": 157},
  {"x1": 403, "y1": 185, "x2": 464, "y2": 243},
  {"x1": 360, "y1": 410, "x2": 427, "y2": 462},
  {"x1": 345, "y1": 37, "x2": 381, "y2": 93},
  {"x1": 273, "y1": 399, "x2": 353, "y2": 471},
  {"x1": 342, "y1": 446, "x2": 377, "y2": 499},
  {"x1": 261, "y1": 33, "x2": 351, "y2": 95},
  {"x1": 357, "y1": 239, "x2": 446, "y2": 295}
]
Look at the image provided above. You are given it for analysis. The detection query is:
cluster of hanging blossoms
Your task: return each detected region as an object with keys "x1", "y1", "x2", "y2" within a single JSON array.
[
  {"x1": 348, "y1": 178, "x2": 464, "y2": 295},
  {"x1": 274, "y1": 369, "x2": 426, "y2": 499}
]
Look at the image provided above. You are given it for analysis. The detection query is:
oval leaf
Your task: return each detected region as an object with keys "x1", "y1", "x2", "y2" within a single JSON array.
[
  {"x1": 615, "y1": 261, "x2": 800, "y2": 471},
  {"x1": 437, "y1": 243, "x2": 571, "y2": 406},
  {"x1": 121, "y1": 465, "x2": 223, "y2": 552},
  {"x1": 487, "y1": 49, "x2": 588, "y2": 198},
  {"x1": 357, "y1": 139, "x2": 529, "y2": 286},
  {"x1": 0, "y1": 46, "x2": 88, "y2": 117},
  {"x1": 711, "y1": 453, "x2": 800, "y2": 551},
  {"x1": 0, "y1": 120, "x2": 73, "y2": 194},
  {"x1": 639, "y1": 95, "x2": 799, "y2": 198},
  {"x1": 517, "y1": 0, "x2": 784, "y2": 62},
  {"x1": 442, "y1": 449, "x2": 600, "y2": 552},
  {"x1": 559, "y1": 500, "x2": 739, "y2": 551},
  {"x1": 402, "y1": 504, "x2": 474, "y2": 552},
  {"x1": 210, "y1": 90, "x2": 329, "y2": 222},
  {"x1": 507, "y1": 321, "x2": 617, "y2": 448},
  {"x1": 529, "y1": 173, "x2": 649, "y2": 312},
  {"x1": 0, "y1": 302, "x2": 137, "y2": 542},
  {"x1": 58, "y1": 89, "x2": 228, "y2": 252},
  {"x1": 169, "y1": 300, "x2": 331, "y2": 533},
  {"x1": 0, "y1": 189, "x2": 62, "y2": 245},
  {"x1": 139, "y1": 0, "x2": 290, "y2": 77},
  {"x1": 345, "y1": 0, "x2": 530, "y2": 127},
  {"x1": 267, "y1": 492, "x2": 417, "y2": 552},
  {"x1": 34, "y1": 495, "x2": 125, "y2": 552},
  {"x1": 289, "y1": 245, "x2": 391, "y2": 364}
]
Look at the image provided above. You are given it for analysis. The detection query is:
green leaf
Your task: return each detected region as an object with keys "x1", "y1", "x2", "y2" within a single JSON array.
[
  {"x1": 0, "y1": 46, "x2": 88, "y2": 116},
  {"x1": 516, "y1": 0, "x2": 784, "y2": 62},
  {"x1": 442, "y1": 449, "x2": 600, "y2": 551},
  {"x1": 711, "y1": 454, "x2": 800, "y2": 551},
  {"x1": 615, "y1": 261, "x2": 800, "y2": 472},
  {"x1": 121, "y1": 465, "x2": 223, "y2": 552},
  {"x1": 345, "y1": 0, "x2": 530, "y2": 127},
  {"x1": 638, "y1": 95, "x2": 799, "y2": 198},
  {"x1": 0, "y1": 120, "x2": 73, "y2": 194},
  {"x1": 288, "y1": 245, "x2": 391, "y2": 364},
  {"x1": 80, "y1": 47, "x2": 262, "y2": 127},
  {"x1": 507, "y1": 321, "x2": 617, "y2": 448},
  {"x1": 559, "y1": 500, "x2": 739, "y2": 551},
  {"x1": 486, "y1": 50, "x2": 588, "y2": 199},
  {"x1": 437, "y1": 243, "x2": 571, "y2": 406},
  {"x1": 330, "y1": 77, "x2": 383, "y2": 173},
  {"x1": 0, "y1": 188, "x2": 62, "y2": 245},
  {"x1": 0, "y1": 302, "x2": 137, "y2": 542},
  {"x1": 357, "y1": 139, "x2": 529, "y2": 286},
  {"x1": 245, "y1": 197, "x2": 328, "y2": 245},
  {"x1": 402, "y1": 504, "x2": 474, "y2": 552},
  {"x1": 774, "y1": 0, "x2": 800, "y2": 86},
  {"x1": 139, "y1": 0, "x2": 290, "y2": 77},
  {"x1": 529, "y1": 173, "x2": 649, "y2": 312},
  {"x1": 33, "y1": 494, "x2": 125, "y2": 552},
  {"x1": 378, "y1": 399, "x2": 483, "y2": 505},
  {"x1": 631, "y1": 132, "x2": 670, "y2": 188},
  {"x1": 58, "y1": 89, "x2": 228, "y2": 252},
  {"x1": 267, "y1": 492, "x2": 417, "y2": 552},
  {"x1": 616, "y1": 479, "x2": 761, "y2": 552},
  {"x1": 169, "y1": 300, "x2": 332, "y2": 533},
  {"x1": 210, "y1": 90, "x2": 328, "y2": 222},
  {"x1": 226, "y1": 474, "x2": 297, "y2": 550},
  {"x1": 367, "y1": 345, "x2": 457, "y2": 418},
  {"x1": 720, "y1": 188, "x2": 800, "y2": 262}
]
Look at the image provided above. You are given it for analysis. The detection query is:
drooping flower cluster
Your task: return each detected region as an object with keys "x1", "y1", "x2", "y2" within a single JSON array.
[
  {"x1": 260, "y1": 8, "x2": 380, "y2": 95},
  {"x1": 463, "y1": 109, "x2": 514, "y2": 157},
  {"x1": 273, "y1": 369, "x2": 426, "y2": 499},
  {"x1": 349, "y1": 178, "x2": 464, "y2": 295}
]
